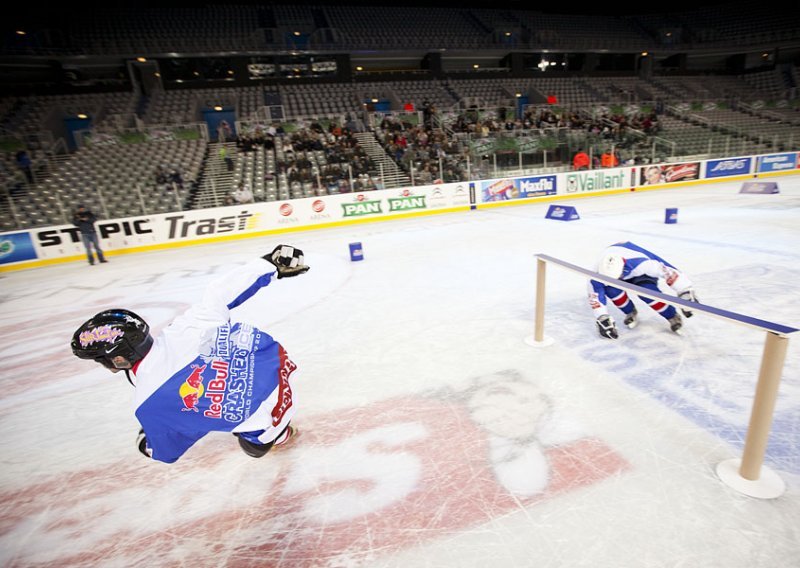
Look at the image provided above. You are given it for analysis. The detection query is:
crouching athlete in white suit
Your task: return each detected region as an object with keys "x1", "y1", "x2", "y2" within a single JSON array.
[{"x1": 588, "y1": 241, "x2": 699, "y2": 339}]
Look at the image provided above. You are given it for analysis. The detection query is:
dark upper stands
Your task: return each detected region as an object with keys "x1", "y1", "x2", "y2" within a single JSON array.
[
  {"x1": 4, "y1": 2, "x2": 798, "y2": 54},
  {"x1": 1, "y1": 2, "x2": 798, "y2": 230}
]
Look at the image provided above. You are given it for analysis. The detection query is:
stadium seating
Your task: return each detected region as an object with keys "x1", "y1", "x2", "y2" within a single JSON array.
[
  {"x1": 5, "y1": 3, "x2": 799, "y2": 55},
  {"x1": 1, "y1": 4, "x2": 798, "y2": 229},
  {"x1": 2, "y1": 139, "x2": 205, "y2": 228}
]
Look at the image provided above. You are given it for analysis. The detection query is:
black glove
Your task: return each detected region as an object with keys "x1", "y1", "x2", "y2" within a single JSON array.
[
  {"x1": 137, "y1": 428, "x2": 153, "y2": 459},
  {"x1": 596, "y1": 315, "x2": 619, "y2": 339},
  {"x1": 264, "y1": 245, "x2": 310, "y2": 279},
  {"x1": 679, "y1": 289, "x2": 698, "y2": 318}
]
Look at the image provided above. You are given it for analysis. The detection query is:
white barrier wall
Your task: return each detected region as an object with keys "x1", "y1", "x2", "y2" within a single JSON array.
[
  {"x1": 1, "y1": 151, "x2": 797, "y2": 270},
  {"x1": 0, "y1": 181, "x2": 473, "y2": 268}
]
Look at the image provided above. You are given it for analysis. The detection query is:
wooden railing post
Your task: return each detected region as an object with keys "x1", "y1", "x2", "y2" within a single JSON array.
[
  {"x1": 534, "y1": 258, "x2": 547, "y2": 343},
  {"x1": 739, "y1": 332, "x2": 789, "y2": 480}
]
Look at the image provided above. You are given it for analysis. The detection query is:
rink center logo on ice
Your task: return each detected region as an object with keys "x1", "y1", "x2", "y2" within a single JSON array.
[
  {"x1": 237, "y1": 372, "x2": 631, "y2": 564},
  {"x1": 13, "y1": 370, "x2": 629, "y2": 567}
]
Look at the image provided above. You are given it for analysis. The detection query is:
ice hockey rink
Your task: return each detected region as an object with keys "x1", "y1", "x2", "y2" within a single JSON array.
[{"x1": 1, "y1": 174, "x2": 799, "y2": 567}]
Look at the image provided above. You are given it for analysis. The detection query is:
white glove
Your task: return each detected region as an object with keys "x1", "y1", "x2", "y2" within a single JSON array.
[
  {"x1": 679, "y1": 289, "x2": 698, "y2": 318},
  {"x1": 137, "y1": 428, "x2": 153, "y2": 458},
  {"x1": 264, "y1": 245, "x2": 310, "y2": 279}
]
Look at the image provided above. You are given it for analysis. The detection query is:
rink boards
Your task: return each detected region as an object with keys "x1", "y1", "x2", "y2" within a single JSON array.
[{"x1": 1, "y1": 151, "x2": 798, "y2": 270}]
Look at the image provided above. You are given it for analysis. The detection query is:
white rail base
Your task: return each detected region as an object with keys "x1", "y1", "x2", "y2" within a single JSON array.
[
  {"x1": 716, "y1": 458, "x2": 786, "y2": 499},
  {"x1": 524, "y1": 335, "x2": 554, "y2": 348}
]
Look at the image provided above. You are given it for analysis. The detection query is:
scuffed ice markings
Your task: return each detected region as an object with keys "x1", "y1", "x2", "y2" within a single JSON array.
[
  {"x1": 0, "y1": 381, "x2": 627, "y2": 568},
  {"x1": 550, "y1": 265, "x2": 800, "y2": 474},
  {"x1": 280, "y1": 422, "x2": 427, "y2": 522},
  {"x1": 456, "y1": 369, "x2": 593, "y2": 497},
  {"x1": 0, "y1": 300, "x2": 190, "y2": 398}
]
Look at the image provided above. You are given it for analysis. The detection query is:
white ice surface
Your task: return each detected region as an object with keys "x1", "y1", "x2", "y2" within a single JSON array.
[{"x1": 1, "y1": 176, "x2": 799, "y2": 567}]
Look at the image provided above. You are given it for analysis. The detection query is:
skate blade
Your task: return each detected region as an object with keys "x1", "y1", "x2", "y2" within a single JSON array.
[{"x1": 273, "y1": 426, "x2": 297, "y2": 449}]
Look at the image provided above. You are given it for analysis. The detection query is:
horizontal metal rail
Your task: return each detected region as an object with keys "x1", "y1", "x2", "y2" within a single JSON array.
[{"x1": 536, "y1": 253, "x2": 798, "y2": 337}]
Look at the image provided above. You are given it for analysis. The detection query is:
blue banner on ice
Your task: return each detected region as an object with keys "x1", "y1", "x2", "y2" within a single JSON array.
[
  {"x1": 0, "y1": 232, "x2": 37, "y2": 264},
  {"x1": 757, "y1": 153, "x2": 798, "y2": 173},
  {"x1": 545, "y1": 205, "x2": 579, "y2": 221},
  {"x1": 349, "y1": 242, "x2": 364, "y2": 261},
  {"x1": 705, "y1": 157, "x2": 752, "y2": 178},
  {"x1": 740, "y1": 182, "x2": 779, "y2": 194}
]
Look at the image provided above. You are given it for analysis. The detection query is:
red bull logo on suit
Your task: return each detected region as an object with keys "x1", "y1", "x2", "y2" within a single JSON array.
[
  {"x1": 203, "y1": 360, "x2": 231, "y2": 419},
  {"x1": 177, "y1": 360, "x2": 235, "y2": 417},
  {"x1": 179, "y1": 364, "x2": 206, "y2": 412}
]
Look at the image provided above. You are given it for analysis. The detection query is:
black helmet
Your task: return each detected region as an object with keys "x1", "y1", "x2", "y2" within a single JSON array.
[{"x1": 71, "y1": 309, "x2": 153, "y2": 370}]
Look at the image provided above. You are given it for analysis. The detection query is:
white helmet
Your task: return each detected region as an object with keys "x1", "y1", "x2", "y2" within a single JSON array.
[{"x1": 598, "y1": 253, "x2": 625, "y2": 279}]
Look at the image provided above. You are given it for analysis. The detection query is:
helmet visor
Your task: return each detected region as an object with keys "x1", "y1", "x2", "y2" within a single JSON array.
[{"x1": 92, "y1": 355, "x2": 131, "y2": 370}]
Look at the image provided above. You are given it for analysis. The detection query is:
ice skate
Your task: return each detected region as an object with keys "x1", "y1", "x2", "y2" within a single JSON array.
[
  {"x1": 272, "y1": 424, "x2": 297, "y2": 449},
  {"x1": 668, "y1": 313, "x2": 683, "y2": 334},
  {"x1": 623, "y1": 309, "x2": 638, "y2": 329}
]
